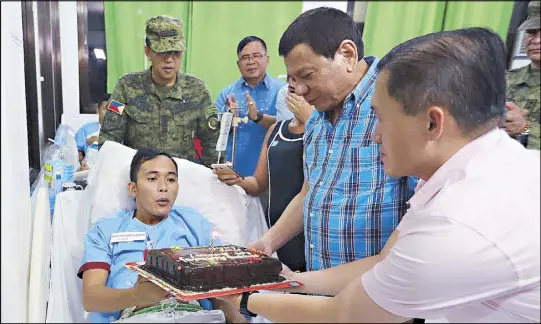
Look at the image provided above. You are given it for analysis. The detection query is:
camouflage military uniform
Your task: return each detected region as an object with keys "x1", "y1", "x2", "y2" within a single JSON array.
[
  {"x1": 506, "y1": 65, "x2": 541, "y2": 150},
  {"x1": 99, "y1": 69, "x2": 219, "y2": 164},
  {"x1": 99, "y1": 15, "x2": 219, "y2": 165}
]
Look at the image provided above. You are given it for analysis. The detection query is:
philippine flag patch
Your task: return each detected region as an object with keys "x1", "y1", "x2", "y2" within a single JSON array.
[{"x1": 107, "y1": 99, "x2": 125, "y2": 115}]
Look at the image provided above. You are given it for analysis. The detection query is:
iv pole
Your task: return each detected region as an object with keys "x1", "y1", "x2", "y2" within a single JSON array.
[
  {"x1": 229, "y1": 105, "x2": 248, "y2": 168},
  {"x1": 231, "y1": 106, "x2": 239, "y2": 167},
  {"x1": 215, "y1": 102, "x2": 248, "y2": 167}
]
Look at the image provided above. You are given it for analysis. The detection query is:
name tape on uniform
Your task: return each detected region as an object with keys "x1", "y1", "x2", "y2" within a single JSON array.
[{"x1": 111, "y1": 232, "x2": 146, "y2": 243}]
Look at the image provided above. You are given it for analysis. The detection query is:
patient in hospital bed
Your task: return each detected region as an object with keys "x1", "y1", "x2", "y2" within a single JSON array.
[{"x1": 77, "y1": 148, "x2": 246, "y2": 323}]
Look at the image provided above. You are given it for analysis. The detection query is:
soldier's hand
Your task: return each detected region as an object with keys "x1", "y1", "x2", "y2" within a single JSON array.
[
  {"x1": 132, "y1": 275, "x2": 170, "y2": 308},
  {"x1": 245, "y1": 91, "x2": 259, "y2": 120},
  {"x1": 503, "y1": 102, "x2": 529, "y2": 135},
  {"x1": 225, "y1": 94, "x2": 240, "y2": 114},
  {"x1": 212, "y1": 298, "x2": 248, "y2": 323},
  {"x1": 506, "y1": 101, "x2": 529, "y2": 115}
]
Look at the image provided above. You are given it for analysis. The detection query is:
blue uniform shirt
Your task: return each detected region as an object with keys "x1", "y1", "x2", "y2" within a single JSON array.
[
  {"x1": 75, "y1": 122, "x2": 100, "y2": 155},
  {"x1": 78, "y1": 206, "x2": 218, "y2": 323},
  {"x1": 215, "y1": 74, "x2": 285, "y2": 176}
]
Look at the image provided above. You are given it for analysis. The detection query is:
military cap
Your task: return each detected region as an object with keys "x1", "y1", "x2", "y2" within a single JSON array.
[
  {"x1": 146, "y1": 15, "x2": 186, "y2": 52},
  {"x1": 518, "y1": 1, "x2": 540, "y2": 31}
]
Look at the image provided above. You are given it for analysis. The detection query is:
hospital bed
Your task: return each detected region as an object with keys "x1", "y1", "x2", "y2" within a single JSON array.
[
  {"x1": 29, "y1": 141, "x2": 449, "y2": 323},
  {"x1": 28, "y1": 141, "x2": 271, "y2": 323}
]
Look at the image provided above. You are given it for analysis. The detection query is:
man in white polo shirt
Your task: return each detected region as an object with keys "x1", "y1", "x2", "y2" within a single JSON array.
[{"x1": 216, "y1": 27, "x2": 540, "y2": 323}]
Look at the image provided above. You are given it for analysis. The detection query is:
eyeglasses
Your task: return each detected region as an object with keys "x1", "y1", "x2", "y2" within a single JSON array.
[{"x1": 239, "y1": 53, "x2": 266, "y2": 63}]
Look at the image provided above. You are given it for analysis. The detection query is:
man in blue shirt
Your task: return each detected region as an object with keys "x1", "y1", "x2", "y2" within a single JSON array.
[
  {"x1": 78, "y1": 148, "x2": 244, "y2": 323},
  {"x1": 250, "y1": 8, "x2": 417, "y2": 271},
  {"x1": 75, "y1": 93, "x2": 110, "y2": 170},
  {"x1": 215, "y1": 36, "x2": 292, "y2": 176}
]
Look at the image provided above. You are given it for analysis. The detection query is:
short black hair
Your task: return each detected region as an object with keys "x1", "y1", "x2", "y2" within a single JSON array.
[
  {"x1": 377, "y1": 27, "x2": 506, "y2": 134},
  {"x1": 130, "y1": 148, "x2": 178, "y2": 182},
  {"x1": 100, "y1": 93, "x2": 111, "y2": 104},
  {"x1": 237, "y1": 36, "x2": 267, "y2": 56},
  {"x1": 279, "y1": 7, "x2": 364, "y2": 61},
  {"x1": 145, "y1": 36, "x2": 151, "y2": 49}
]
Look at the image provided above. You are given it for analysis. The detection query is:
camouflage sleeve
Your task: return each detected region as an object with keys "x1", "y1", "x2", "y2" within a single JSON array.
[
  {"x1": 505, "y1": 70, "x2": 513, "y2": 99},
  {"x1": 197, "y1": 86, "x2": 219, "y2": 167},
  {"x1": 98, "y1": 79, "x2": 128, "y2": 149}
]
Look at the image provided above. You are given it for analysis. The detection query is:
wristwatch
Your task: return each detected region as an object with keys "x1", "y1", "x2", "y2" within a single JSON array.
[
  {"x1": 512, "y1": 120, "x2": 531, "y2": 148},
  {"x1": 252, "y1": 111, "x2": 264, "y2": 123},
  {"x1": 239, "y1": 291, "x2": 259, "y2": 317}
]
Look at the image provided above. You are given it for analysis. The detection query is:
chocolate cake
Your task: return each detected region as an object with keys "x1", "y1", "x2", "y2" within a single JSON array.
[{"x1": 142, "y1": 245, "x2": 284, "y2": 291}]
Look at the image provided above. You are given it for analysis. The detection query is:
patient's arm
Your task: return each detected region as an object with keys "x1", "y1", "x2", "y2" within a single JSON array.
[
  {"x1": 82, "y1": 269, "x2": 169, "y2": 313},
  {"x1": 212, "y1": 298, "x2": 248, "y2": 323}
]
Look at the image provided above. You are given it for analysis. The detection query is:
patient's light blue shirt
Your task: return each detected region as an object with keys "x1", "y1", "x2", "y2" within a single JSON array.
[
  {"x1": 78, "y1": 206, "x2": 217, "y2": 323},
  {"x1": 75, "y1": 121, "x2": 100, "y2": 155}
]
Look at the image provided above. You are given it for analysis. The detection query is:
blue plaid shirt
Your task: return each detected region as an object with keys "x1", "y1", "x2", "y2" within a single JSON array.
[{"x1": 303, "y1": 56, "x2": 417, "y2": 271}]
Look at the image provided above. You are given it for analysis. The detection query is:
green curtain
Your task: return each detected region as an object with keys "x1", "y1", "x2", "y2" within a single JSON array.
[
  {"x1": 363, "y1": 1, "x2": 447, "y2": 58},
  {"x1": 104, "y1": 1, "x2": 192, "y2": 91},
  {"x1": 362, "y1": 1, "x2": 514, "y2": 59},
  {"x1": 442, "y1": 1, "x2": 514, "y2": 41},
  {"x1": 186, "y1": 1, "x2": 301, "y2": 100},
  {"x1": 104, "y1": 1, "x2": 302, "y2": 100}
]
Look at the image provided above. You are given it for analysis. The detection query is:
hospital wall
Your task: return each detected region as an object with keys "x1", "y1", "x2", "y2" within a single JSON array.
[{"x1": 1, "y1": 1, "x2": 32, "y2": 322}]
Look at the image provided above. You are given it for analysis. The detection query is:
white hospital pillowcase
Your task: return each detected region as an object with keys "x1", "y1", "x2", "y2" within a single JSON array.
[{"x1": 86, "y1": 141, "x2": 252, "y2": 246}]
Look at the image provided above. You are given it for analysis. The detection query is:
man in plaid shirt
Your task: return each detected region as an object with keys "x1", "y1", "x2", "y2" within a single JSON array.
[{"x1": 250, "y1": 7, "x2": 417, "y2": 271}]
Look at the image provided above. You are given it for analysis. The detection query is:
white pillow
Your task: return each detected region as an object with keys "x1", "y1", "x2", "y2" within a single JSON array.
[{"x1": 86, "y1": 141, "x2": 259, "y2": 246}]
